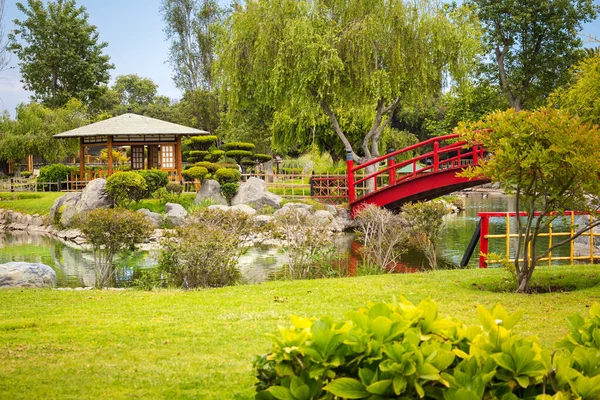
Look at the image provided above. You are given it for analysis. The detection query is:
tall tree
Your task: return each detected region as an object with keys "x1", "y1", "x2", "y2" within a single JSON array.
[
  {"x1": 217, "y1": 0, "x2": 481, "y2": 167},
  {"x1": 0, "y1": 0, "x2": 10, "y2": 81},
  {"x1": 161, "y1": 0, "x2": 223, "y2": 92},
  {"x1": 113, "y1": 74, "x2": 158, "y2": 107},
  {"x1": 8, "y1": 0, "x2": 114, "y2": 108},
  {"x1": 469, "y1": 0, "x2": 598, "y2": 110}
]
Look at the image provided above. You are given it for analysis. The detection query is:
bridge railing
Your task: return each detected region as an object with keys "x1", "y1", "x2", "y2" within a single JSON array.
[{"x1": 346, "y1": 133, "x2": 486, "y2": 203}]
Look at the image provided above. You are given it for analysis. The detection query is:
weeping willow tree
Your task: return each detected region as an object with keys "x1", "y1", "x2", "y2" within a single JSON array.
[{"x1": 216, "y1": 0, "x2": 481, "y2": 166}]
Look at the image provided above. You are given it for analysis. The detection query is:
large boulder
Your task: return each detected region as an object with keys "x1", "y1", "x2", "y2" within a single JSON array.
[
  {"x1": 50, "y1": 179, "x2": 112, "y2": 228},
  {"x1": 0, "y1": 262, "x2": 56, "y2": 288},
  {"x1": 164, "y1": 203, "x2": 188, "y2": 227},
  {"x1": 231, "y1": 177, "x2": 282, "y2": 210},
  {"x1": 195, "y1": 179, "x2": 227, "y2": 206},
  {"x1": 137, "y1": 208, "x2": 163, "y2": 228}
]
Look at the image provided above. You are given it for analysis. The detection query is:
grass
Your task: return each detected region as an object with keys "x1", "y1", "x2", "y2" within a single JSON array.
[
  {"x1": 1, "y1": 265, "x2": 600, "y2": 399},
  {"x1": 127, "y1": 193, "x2": 197, "y2": 214},
  {"x1": 0, "y1": 192, "x2": 64, "y2": 215}
]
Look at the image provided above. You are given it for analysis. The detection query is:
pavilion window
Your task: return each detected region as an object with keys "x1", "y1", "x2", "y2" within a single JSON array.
[
  {"x1": 131, "y1": 146, "x2": 144, "y2": 170},
  {"x1": 161, "y1": 145, "x2": 175, "y2": 169}
]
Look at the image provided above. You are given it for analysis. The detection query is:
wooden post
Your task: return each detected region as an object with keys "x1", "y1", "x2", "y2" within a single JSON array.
[
  {"x1": 175, "y1": 136, "x2": 183, "y2": 182},
  {"x1": 27, "y1": 155, "x2": 34, "y2": 172},
  {"x1": 107, "y1": 135, "x2": 113, "y2": 176},
  {"x1": 79, "y1": 138, "x2": 85, "y2": 181}
]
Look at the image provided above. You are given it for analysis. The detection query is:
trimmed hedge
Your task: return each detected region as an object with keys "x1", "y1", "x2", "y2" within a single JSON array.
[
  {"x1": 215, "y1": 168, "x2": 241, "y2": 184},
  {"x1": 182, "y1": 166, "x2": 209, "y2": 182},
  {"x1": 135, "y1": 169, "x2": 168, "y2": 196},
  {"x1": 189, "y1": 135, "x2": 218, "y2": 146},
  {"x1": 225, "y1": 150, "x2": 253, "y2": 159},
  {"x1": 194, "y1": 161, "x2": 220, "y2": 173},
  {"x1": 106, "y1": 172, "x2": 147, "y2": 206},
  {"x1": 255, "y1": 153, "x2": 273, "y2": 163},
  {"x1": 38, "y1": 164, "x2": 72, "y2": 182},
  {"x1": 223, "y1": 142, "x2": 256, "y2": 151}
]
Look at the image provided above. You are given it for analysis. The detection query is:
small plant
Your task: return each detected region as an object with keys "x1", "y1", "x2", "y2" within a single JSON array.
[
  {"x1": 38, "y1": 164, "x2": 71, "y2": 183},
  {"x1": 19, "y1": 171, "x2": 33, "y2": 179},
  {"x1": 221, "y1": 182, "x2": 239, "y2": 205},
  {"x1": 215, "y1": 168, "x2": 241, "y2": 185},
  {"x1": 402, "y1": 200, "x2": 450, "y2": 270},
  {"x1": 181, "y1": 166, "x2": 209, "y2": 182},
  {"x1": 77, "y1": 208, "x2": 153, "y2": 288},
  {"x1": 135, "y1": 169, "x2": 168, "y2": 197},
  {"x1": 106, "y1": 171, "x2": 148, "y2": 207}
]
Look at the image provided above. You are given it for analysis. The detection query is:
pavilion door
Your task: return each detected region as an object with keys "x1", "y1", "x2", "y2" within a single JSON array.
[
  {"x1": 161, "y1": 145, "x2": 175, "y2": 169},
  {"x1": 131, "y1": 146, "x2": 144, "y2": 170},
  {"x1": 148, "y1": 145, "x2": 159, "y2": 169}
]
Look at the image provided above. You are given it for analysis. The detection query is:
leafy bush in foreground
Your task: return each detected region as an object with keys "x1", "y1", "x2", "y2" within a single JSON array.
[
  {"x1": 106, "y1": 171, "x2": 147, "y2": 207},
  {"x1": 135, "y1": 169, "x2": 168, "y2": 197},
  {"x1": 255, "y1": 298, "x2": 600, "y2": 399}
]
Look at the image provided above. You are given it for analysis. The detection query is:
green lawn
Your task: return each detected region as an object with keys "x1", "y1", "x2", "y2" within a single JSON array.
[
  {"x1": 1, "y1": 266, "x2": 599, "y2": 399},
  {"x1": 0, "y1": 192, "x2": 64, "y2": 215}
]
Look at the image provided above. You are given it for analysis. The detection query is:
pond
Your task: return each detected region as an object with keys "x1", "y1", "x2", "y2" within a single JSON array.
[{"x1": 1, "y1": 192, "x2": 578, "y2": 287}]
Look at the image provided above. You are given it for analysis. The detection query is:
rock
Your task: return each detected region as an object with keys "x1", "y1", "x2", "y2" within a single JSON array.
[
  {"x1": 164, "y1": 203, "x2": 188, "y2": 226},
  {"x1": 208, "y1": 205, "x2": 230, "y2": 212},
  {"x1": 312, "y1": 210, "x2": 335, "y2": 226},
  {"x1": 274, "y1": 206, "x2": 311, "y2": 218},
  {"x1": 254, "y1": 215, "x2": 275, "y2": 226},
  {"x1": 230, "y1": 204, "x2": 257, "y2": 216},
  {"x1": 195, "y1": 179, "x2": 228, "y2": 206},
  {"x1": 231, "y1": 177, "x2": 282, "y2": 210},
  {"x1": 137, "y1": 208, "x2": 163, "y2": 228},
  {"x1": 0, "y1": 262, "x2": 56, "y2": 288},
  {"x1": 281, "y1": 202, "x2": 313, "y2": 212},
  {"x1": 51, "y1": 179, "x2": 112, "y2": 228}
]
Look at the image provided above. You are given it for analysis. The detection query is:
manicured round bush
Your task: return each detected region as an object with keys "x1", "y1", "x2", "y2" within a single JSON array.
[
  {"x1": 188, "y1": 150, "x2": 209, "y2": 160},
  {"x1": 223, "y1": 142, "x2": 256, "y2": 151},
  {"x1": 241, "y1": 158, "x2": 257, "y2": 167},
  {"x1": 189, "y1": 135, "x2": 218, "y2": 146},
  {"x1": 221, "y1": 182, "x2": 239, "y2": 204},
  {"x1": 135, "y1": 169, "x2": 168, "y2": 196},
  {"x1": 194, "y1": 161, "x2": 220, "y2": 173},
  {"x1": 216, "y1": 162, "x2": 238, "y2": 170},
  {"x1": 182, "y1": 166, "x2": 209, "y2": 182},
  {"x1": 204, "y1": 150, "x2": 225, "y2": 162},
  {"x1": 38, "y1": 164, "x2": 72, "y2": 182},
  {"x1": 106, "y1": 171, "x2": 148, "y2": 206},
  {"x1": 166, "y1": 182, "x2": 183, "y2": 195},
  {"x1": 225, "y1": 150, "x2": 253, "y2": 159},
  {"x1": 215, "y1": 168, "x2": 241, "y2": 185},
  {"x1": 255, "y1": 154, "x2": 273, "y2": 163}
]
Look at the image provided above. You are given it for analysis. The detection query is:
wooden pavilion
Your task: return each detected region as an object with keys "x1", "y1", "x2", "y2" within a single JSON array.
[{"x1": 54, "y1": 113, "x2": 208, "y2": 182}]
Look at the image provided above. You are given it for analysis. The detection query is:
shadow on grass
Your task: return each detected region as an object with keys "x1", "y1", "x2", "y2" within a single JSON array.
[{"x1": 464, "y1": 265, "x2": 600, "y2": 293}]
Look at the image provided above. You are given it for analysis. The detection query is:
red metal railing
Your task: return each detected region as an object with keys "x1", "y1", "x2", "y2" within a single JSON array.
[{"x1": 346, "y1": 134, "x2": 485, "y2": 203}]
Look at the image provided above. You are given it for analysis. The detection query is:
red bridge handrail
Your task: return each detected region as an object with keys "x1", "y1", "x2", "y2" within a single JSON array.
[{"x1": 346, "y1": 133, "x2": 485, "y2": 204}]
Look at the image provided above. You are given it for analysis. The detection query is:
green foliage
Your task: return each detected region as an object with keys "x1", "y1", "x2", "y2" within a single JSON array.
[
  {"x1": 181, "y1": 166, "x2": 209, "y2": 182},
  {"x1": 166, "y1": 182, "x2": 183, "y2": 195},
  {"x1": 468, "y1": 0, "x2": 598, "y2": 110},
  {"x1": 205, "y1": 149, "x2": 225, "y2": 162},
  {"x1": 256, "y1": 298, "x2": 600, "y2": 399},
  {"x1": 458, "y1": 108, "x2": 600, "y2": 292},
  {"x1": 113, "y1": 74, "x2": 158, "y2": 106},
  {"x1": 193, "y1": 161, "x2": 220, "y2": 173},
  {"x1": 135, "y1": 169, "x2": 168, "y2": 197},
  {"x1": 223, "y1": 142, "x2": 256, "y2": 151},
  {"x1": 215, "y1": 168, "x2": 240, "y2": 185},
  {"x1": 240, "y1": 158, "x2": 257, "y2": 167},
  {"x1": 8, "y1": 0, "x2": 114, "y2": 107},
  {"x1": 106, "y1": 172, "x2": 148, "y2": 207},
  {"x1": 220, "y1": 182, "x2": 238, "y2": 205},
  {"x1": 77, "y1": 208, "x2": 153, "y2": 288},
  {"x1": 255, "y1": 154, "x2": 273, "y2": 163},
  {"x1": 402, "y1": 200, "x2": 450, "y2": 270},
  {"x1": 37, "y1": 164, "x2": 71, "y2": 183},
  {"x1": 188, "y1": 150, "x2": 209, "y2": 159},
  {"x1": 189, "y1": 135, "x2": 218, "y2": 147},
  {"x1": 549, "y1": 54, "x2": 600, "y2": 125},
  {"x1": 158, "y1": 208, "x2": 255, "y2": 289},
  {"x1": 225, "y1": 150, "x2": 253, "y2": 160}
]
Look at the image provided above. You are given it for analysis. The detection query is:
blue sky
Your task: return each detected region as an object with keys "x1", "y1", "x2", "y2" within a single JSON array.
[{"x1": 1, "y1": 0, "x2": 599, "y2": 116}]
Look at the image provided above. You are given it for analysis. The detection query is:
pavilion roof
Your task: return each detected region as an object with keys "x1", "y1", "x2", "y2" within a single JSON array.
[{"x1": 54, "y1": 113, "x2": 209, "y2": 138}]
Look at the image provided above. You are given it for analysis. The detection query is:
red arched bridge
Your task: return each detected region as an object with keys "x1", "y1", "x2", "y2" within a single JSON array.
[{"x1": 343, "y1": 134, "x2": 489, "y2": 217}]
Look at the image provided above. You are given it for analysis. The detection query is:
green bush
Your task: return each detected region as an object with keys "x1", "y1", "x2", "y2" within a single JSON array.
[
  {"x1": 181, "y1": 166, "x2": 209, "y2": 182},
  {"x1": 166, "y1": 182, "x2": 183, "y2": 195},
  {"x1": 215, "y1": 168, "x2": 241, "y2": 185},
  {"x1": 38, "y1": 164, "x2": 71, "y2": 182},
  {"x1": 220, "y1": 182, "x2": 239, "y2": 205},
  {"x1": 255, "y1": 153, "x2": 273, "y2": 163},
  {"x1": 189, "y1": 135, "x2": 218, "y2": 146},
  {"x1": 241, "y1": 158, "x2": 257, "y2": 167},
  {"x1": 205, "y1": 150, "x2": 225, "y2": 162},
  {"x1": 194, "y1": 161, "x2": 220, "y2": 173},
  {"x1": 255, "y1": 298, "x2": 600, "y2": 399},
  {"x1": 216, "y1": 162, "x2": 238, "y2": 170},
  {"x1": 225, "y1": 150, "x2": 253, "y2": 160},
  {"x1": 223, "y1": 141, "x2": 256, "y2": 151},
  {"x1": 106, "y1": 172, "x2": 148, "y2": 207},
  {"x1": 158, "y1": 209, "x2": 255, "y2": 289},
  {"x1": 135, "y1": 169, "x2": 168, "y2": 196},
  {"x1": 78, "y1": 208, "x2": 153, "y2": 288},
  {"x1": 281, "y1": 167, "x2": 304, "y2": 175},
  {"x1": 188, "y1": 150, "x2": 209, "y2": 159},
  {"x1": 19, "y1": 171, "x2": 33, "y2": 179}
]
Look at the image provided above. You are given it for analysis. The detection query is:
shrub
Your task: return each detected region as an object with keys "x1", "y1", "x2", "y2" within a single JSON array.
[
  {"x1": 181, "y1": 166, "x2": 209, "y2": 182},
  {"x1": 158, "y1": 208, "x2": 255, "y2": 289},
  {"x1": 166, "y1": 182, "x2": 183, "y2": 195},
  {"x1": 220, "y1": 182, "x2": 239, "y2": 205},
  {"x1": 255, "y1": 298, "x2": 600, "y2": 399},
  {"x1": 193, "y1": 161, "x2": 220, "y2": 173},
  {"x1": 223, "y1": 141, "x2": 255, "y2": 151},
  {"x1": 19, "y1": 171, "x2": 33, "y2": 179},
  {"x1": 205, "y1": 150, "x2": 225, "y2": 162},
  {"x1": 77, "y1": 208, "x2": 153, "y2": 288},
  {"x1": 189, "y1": 135, "x2": 218, "y2": 146},
  {"x1": 216, "y1": 162, "x2": 238, "y2": 170},
  {"x1": 255, "y1": 153, "x2": 273, "y2": 163},
  {"x1": 225, "y1": 150, "x2": 253, "y2": 160},
  {"x1": 106, "y1": 171, "x2": 148, "y2": 207},
  {"x1": 38, "y1": 164, "x2": 71, "y2": 183},
  {"x1": 135, "y1": 169, "x2": 168, "y2": 196},
  {"x1": 189, "y1": 150, "x2": 209, "y2": 159},
  {"x1": 240, "y1": 158, "x2": 257, "y2": 167},
  {"x1": 215, "y1": 168, "x2": 241, "y2": 184}
]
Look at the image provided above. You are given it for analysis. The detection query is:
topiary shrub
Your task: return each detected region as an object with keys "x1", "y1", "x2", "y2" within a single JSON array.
[
  {"x1": 135, "y1": 169, "x2": 168, "y2": 197},
  {"x1": 38, "y1": 164, "x2": 71, "y2": 183},
  {"x1": 220, "y1": 182, "x2": 239, "y2": 205},
  {"x1": 215, "y1": 168, "x2": 241, "y2": 185},
  {"x1": 166, "y1": 182, "x2": 183, "y2": 195},
  {"x1": 189, "y1": 135, "x2": 218, "y2": 146},
  {"x1": 204, "y1": 150, "x2": 225, "y2": 162},
  {"x1": 254, "y1": 298, "x2": 600, "y2": 399},
  {"x1": 225, "y1": 150, "x2": 253, "y2": 160},
  {"x1": 77, "y1": 208, "x2": 153, "y2": 288},
  {"x1": 255, "y1": 153, "x2": 273, "y2": 163},
  {"x1": 223, "y1": 142, "x2": 256, "y2": 151},
  {"x1": 189, "y1": 150, "x2": 209, "y2": 159},
  {"x1": 181, "y1": 166, "x2": 209, "y2": 182},
  {"x1": 106, "y1": 171, "x2": 148, "y2": 207},
  {"x1": 194, "y1": 161, "x2": 220, "y2": 173}
]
